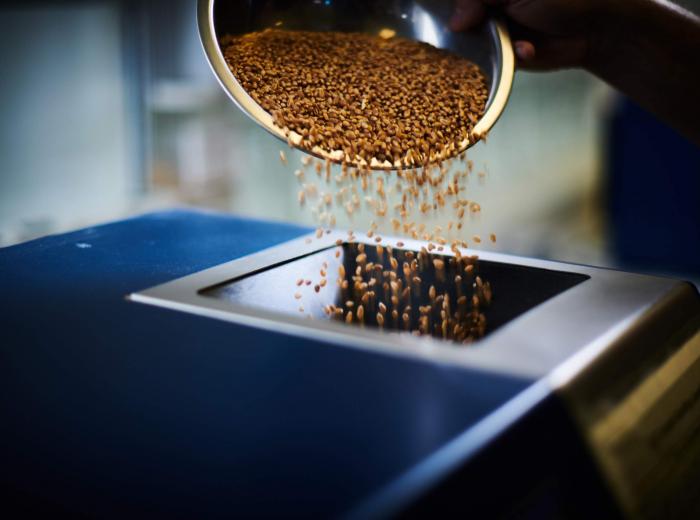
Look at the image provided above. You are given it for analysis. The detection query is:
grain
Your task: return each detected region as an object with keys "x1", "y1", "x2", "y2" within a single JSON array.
[
  {"x1": 324, "y1": 246, "x2": 490, "y2": 342},
  {"x1": 248, "y1": 32, "x2": 498, "y2": 343},
  {"x1": 222, "y1": 29, "x2": 489, "y2": 168}
]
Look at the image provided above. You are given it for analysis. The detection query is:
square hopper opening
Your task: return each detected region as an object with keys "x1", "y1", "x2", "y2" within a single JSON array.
[{"x1": 200, "y1": 243, "x2": 589, "y2": 345}]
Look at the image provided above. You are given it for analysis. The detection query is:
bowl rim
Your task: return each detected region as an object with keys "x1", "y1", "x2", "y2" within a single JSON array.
[{"x1": 197, "y1": 0, "x2": 514, "y2": 169}]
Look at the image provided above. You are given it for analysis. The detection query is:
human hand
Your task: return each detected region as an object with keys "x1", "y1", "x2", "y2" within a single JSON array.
[{"x1": 450, "y1": 0, "x2": 609, "y2": 70}]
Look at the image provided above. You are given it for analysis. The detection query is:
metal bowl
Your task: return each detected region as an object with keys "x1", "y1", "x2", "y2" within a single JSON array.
[{"x1": 198, "y1": 0, "x2": 514, "y2": 169}]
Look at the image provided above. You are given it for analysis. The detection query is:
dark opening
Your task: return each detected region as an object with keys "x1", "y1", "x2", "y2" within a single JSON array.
[{"x1": 202, "y1": 243, "x2": 588, "y2": 345}]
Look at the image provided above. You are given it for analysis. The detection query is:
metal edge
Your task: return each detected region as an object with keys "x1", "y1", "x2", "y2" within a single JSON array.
[
  {"x1": 549, "y1": 282, "x2": 700, "y2": 399},
  {"x1": 472, "y1": 19, "x2": 514, "y2": 139},
  {"x1": 129, "y1": 289, "x2": 500, "y2": 373},
  {"x1": 126, "y1": 233, "x2": 532, "y2": 377},
  {"x1": 548, "y1": 282, "x2": 700, "y2": 518},
  {"x1": 129, "y1": 230, "x2": 682, "y2": 381},
  {"x1": 197, "y1": 0, "x2": 286, "y2": 142}
]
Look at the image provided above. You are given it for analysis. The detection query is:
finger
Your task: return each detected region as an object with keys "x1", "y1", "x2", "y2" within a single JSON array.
[
  {"x1": 450, "y1": 0, "x2": 487, "y2": 31},
  {"x1": 514, "y1": 40, "x2": 536, "y2": 62},
  {"x1": 516, "y1": 37, "x2": 588, "y2": 71}
]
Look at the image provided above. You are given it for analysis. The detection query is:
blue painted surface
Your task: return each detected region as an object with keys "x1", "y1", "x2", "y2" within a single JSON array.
[
  {"x1": 607, "y1": 99, "x2": 700, "y2": 276},
  {"x1": 0, "y1": 209, "x2": 529, "y2": 516}
]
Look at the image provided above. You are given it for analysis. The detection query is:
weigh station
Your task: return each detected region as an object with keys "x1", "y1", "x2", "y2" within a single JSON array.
[
  {"x1": 3, "y1": 209, "x2": 700, "y2": 517},
  {"x1": 2, "y1": 0, "x2": 700, "y2": 518}
]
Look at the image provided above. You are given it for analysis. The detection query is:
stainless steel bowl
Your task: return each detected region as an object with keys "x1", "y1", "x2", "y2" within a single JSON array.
[{"x1": 198, "y1": 0, "x2": 514, "y2": 169}]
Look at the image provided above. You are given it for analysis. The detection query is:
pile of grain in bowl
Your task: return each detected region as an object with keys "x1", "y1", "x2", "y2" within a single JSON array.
[
  {"x1": 221, "y1": 28, "x2": 489, "y2": 168},
  {"x1": 222, "y1": 27, "x2": 498, "y2": 344}
]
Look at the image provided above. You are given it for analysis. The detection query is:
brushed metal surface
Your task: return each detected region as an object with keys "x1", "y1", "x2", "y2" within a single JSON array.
[
  {"x1": 197, "y1": 0, "x2": 514, "y2": 169},
  {"x1": 552, "y1": 283, "x2": 700, "y2": 520},
  {"x1": 129, "y1": 230, "x2": 685, "y2": 381}
]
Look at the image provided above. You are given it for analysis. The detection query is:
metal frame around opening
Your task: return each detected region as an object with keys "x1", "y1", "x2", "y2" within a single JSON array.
[{"x1": 130, "y1": 230, "x2": 679, "y2": 382}]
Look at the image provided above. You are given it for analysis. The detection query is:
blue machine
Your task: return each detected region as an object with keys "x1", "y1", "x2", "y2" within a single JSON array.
[{"x1": 2, "y1": 210, "x2": 699, "y2": 518}]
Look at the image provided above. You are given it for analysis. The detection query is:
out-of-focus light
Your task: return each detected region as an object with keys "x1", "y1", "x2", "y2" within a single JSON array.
[
  {"x1": 378, "y1": 28, "x2": 396, "y2": 40},
  {"x1": 413, "y1": 5, "x2": 440, "y2": 47}
]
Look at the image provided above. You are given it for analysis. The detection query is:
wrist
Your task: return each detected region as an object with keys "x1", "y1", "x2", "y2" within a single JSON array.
[
  {"x1": 585, "y1": 0, "x2": 657, "y2": 73},
  {"x1": 583, "y1": 1, "x2": 628, "y2": 73}
]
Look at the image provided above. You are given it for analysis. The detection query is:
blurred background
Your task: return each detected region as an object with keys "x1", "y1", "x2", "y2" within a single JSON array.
[{"x1": 1, "y1": 0, "x2": 698, "y2": 283}]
